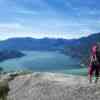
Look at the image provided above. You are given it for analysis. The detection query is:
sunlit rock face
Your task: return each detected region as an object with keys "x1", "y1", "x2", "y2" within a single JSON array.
[{"x1": 8, "y1": 73, "x2": 100, "y2": 100}]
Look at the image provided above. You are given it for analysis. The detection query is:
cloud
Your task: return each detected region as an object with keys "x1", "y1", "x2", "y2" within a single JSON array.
[
  {"x1": 17, "y1": 10, "x2": 38, "y2": 15},
  {"x1": 0, "y1": 23, "x2": 22, "y2": 28},
  {"x1": 0, "y1": 23, "x2": 34, "y2": 35},
  {"x1": 0, "y1": 0, "x2": 100, "y2": 39}
]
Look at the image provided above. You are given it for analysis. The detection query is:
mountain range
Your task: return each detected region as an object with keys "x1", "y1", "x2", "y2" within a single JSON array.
[{"x1": 0, "y1": 33, "x2": 100, "y2": 64}]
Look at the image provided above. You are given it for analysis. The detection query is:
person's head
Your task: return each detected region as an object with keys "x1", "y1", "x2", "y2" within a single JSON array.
[
  {"x1": 92, "y1": 42, "x2": 100, "y2": 53},
  {"x1": 92, "y1": 45, "x2": 97, "y2": 54}
]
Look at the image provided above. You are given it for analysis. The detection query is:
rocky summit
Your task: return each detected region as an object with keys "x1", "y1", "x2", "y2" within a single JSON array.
[{"x1": 7, "y1": 72, "x2": 100, "y2": 100}]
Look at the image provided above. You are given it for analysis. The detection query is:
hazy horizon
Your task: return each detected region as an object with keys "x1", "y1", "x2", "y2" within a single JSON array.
[{"x1": 0, "y1": 32, "x2": 99, "y2": 41}]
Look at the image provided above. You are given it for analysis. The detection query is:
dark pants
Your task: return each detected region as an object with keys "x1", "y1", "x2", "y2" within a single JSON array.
[{"x1": 88, "y1": 63, "x2": 100, "y2": 78}]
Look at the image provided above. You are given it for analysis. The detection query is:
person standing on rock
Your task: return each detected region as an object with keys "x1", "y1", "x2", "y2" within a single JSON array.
[{"x1": 88, "y1": 44, "x2": 100, "y2": 83}]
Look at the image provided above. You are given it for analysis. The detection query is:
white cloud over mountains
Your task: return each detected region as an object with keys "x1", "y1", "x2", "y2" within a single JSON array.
[{"x1": 0, "y1": 0, "x2": 100, "y2": 39}]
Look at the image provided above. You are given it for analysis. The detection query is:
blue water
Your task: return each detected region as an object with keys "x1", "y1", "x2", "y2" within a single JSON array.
[{"x1": 0, "y1": 51, "x2": 87, "y2": 75}]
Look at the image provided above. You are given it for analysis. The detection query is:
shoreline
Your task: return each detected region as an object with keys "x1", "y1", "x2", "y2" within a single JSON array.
[
  {"x1": 0, "y1": 70, "x2": 88, "y2": 84},
  {"x1": 0, "y1": 66, "x2": 88, "y2": 77}
]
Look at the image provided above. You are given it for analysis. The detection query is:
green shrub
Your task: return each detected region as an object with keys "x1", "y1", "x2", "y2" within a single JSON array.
[{"x1": 0, "y1": 80, "x2": 9, "y2": 100}]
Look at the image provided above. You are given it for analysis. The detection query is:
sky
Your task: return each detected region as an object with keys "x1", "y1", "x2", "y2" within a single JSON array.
[{"x1": 0, "y1": 0, "x2": 100, "y2": 40}]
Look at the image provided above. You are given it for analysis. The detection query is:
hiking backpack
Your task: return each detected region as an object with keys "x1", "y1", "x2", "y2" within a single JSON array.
[{"x1": 96, "y1": 43, "x2": 100, "y2": 63}]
